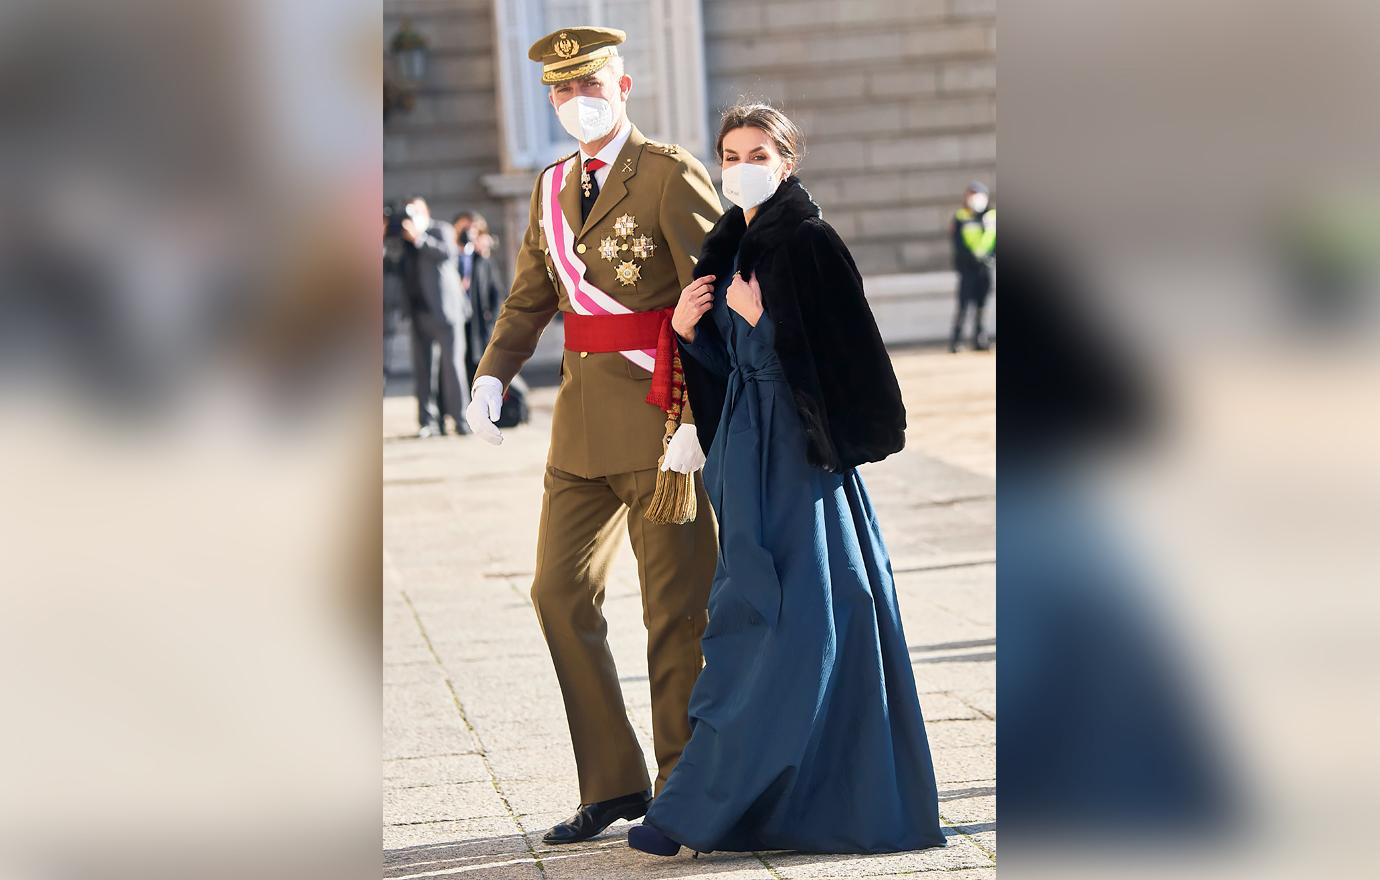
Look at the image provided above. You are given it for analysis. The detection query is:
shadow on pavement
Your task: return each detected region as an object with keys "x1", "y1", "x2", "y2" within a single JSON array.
[{"x1": 383, "y1": 822, "x2": 996, "y2": 879}]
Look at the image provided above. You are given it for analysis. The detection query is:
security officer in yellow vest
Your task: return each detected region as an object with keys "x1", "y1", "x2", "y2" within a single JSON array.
[
  {"x1": 950, "y1": 181, "x2": 997, "y2": 351},
  {"x1": 463, "y1": 26, "x2": 721, "y2": 844}
]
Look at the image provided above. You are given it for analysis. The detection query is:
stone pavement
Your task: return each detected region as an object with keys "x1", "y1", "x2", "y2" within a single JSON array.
[{"x1": 383, "y1": 347, "x2": 995, "y2": 880}]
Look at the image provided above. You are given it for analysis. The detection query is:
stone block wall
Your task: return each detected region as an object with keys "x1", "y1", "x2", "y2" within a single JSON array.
[
  {"x1": 383, "y1": 0, "x2": 505, "y2": 229},
  {"x1": 702, "y1": 0, "x2": 997, "y2": 274}
]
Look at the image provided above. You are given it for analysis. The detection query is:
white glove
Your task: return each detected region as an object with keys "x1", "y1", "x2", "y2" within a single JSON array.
[
  {"x1": 660, "y1": 423, "x2": 706, "y2": 473},
  {"x1": 466, "y1": 375, "x2": 504, "y2": 446}
]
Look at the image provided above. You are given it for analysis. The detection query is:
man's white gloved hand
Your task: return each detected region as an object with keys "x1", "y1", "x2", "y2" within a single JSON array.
[
  {"x1": 466, "y1": 375, "x2": 504, "y2": 446},
  {"x1": 660, "y1": 423, "x2": 706, "y2": 473}
]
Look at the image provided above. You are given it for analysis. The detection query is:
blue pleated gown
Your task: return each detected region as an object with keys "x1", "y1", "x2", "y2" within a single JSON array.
[{"x1": 644, "y1": 258, "x2": 947, "y2": 854}]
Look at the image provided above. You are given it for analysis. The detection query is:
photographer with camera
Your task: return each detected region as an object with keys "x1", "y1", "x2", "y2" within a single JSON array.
[{"x1": 399, "y1": 196, "x2": 471, "y2": 437}]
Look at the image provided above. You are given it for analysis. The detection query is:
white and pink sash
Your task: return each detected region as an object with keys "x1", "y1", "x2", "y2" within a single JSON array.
[{"x1": 541, "y1": 156, "x2": 657, "y2": 373}]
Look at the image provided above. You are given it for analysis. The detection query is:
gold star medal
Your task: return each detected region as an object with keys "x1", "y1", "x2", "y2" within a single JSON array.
[
  {"x1": 598, "y1": 236, "x2": 624, "y2": 262},
  {"x1": 630, "y1": 235, "x2": 656, "y2": 259},
  {"x1": 614, "y1": 260, "x2": 641, "y2": 286},
  {"x1": 613, "y1": 213, "x2": 637, "y2": 237}
]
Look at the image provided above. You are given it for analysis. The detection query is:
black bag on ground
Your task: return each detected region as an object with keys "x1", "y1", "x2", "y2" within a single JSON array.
[{"x1": 496, "y1": 375, "x2": 530, "y2": 428}]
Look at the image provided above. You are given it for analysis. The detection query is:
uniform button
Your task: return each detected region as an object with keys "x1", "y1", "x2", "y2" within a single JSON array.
[
  {"x1": 576, "y1": 243, "x2": 587, "y2": 254},
  {"x1": 579, "y1": 351, "x2": 588, "y2": 358}
]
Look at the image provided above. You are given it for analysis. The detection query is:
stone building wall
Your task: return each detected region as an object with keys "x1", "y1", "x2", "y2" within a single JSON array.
[
  {"x1": 382, "y1": 0, "x2": 997, "y2": 360},
  {"x1": 383, "y1": 0, "x2": 504, "y2": 229},
  {"x1": 701, "y1": 0, "x2": 997, "y2": 274}
]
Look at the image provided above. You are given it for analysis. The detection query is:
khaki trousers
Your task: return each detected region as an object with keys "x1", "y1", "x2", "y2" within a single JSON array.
[{"x1": 531, "y1": 465, "x2": 717, "y2": 804}]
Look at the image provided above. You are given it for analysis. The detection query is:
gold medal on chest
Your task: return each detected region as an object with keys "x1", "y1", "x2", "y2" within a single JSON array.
[
  {"x1": 629, "y1": 235, "x2": 656, "y2": 259},
  {"x1": 614, "y1": 260, "x2": 642, "y2": 286},
  {"x1": 598, "y1": 236, "x2": 625, "y2": 262}
]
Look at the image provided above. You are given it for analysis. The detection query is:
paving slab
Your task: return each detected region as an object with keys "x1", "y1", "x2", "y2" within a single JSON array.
[{"x1": 382, "y1": 348, "x2": 996, "y2": 879}]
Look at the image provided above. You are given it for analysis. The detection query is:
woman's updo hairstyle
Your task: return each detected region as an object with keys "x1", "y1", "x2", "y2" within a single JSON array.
[{"x1": 714, "y1": 102, "x2": 805, "y2": 172}]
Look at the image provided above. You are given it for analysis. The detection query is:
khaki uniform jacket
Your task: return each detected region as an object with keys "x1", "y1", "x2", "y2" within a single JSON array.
[{"x1": 476, "y1": 125, "x2": 723, "y2": 478}]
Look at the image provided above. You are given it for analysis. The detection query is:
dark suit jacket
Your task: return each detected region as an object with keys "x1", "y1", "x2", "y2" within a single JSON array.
[
  {"x1": 464, "y1": 250, "x2": 505, "y2": 356},
  {"x1": 402, "y1": 220, "x2": 469, "y2": 326}
]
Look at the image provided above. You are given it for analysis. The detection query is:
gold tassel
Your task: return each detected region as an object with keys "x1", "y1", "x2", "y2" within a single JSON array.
[{"x1": 644, "y1": 352, "x2": 697, "y2": 525}]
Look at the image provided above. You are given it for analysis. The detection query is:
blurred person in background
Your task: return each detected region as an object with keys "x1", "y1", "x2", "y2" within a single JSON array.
[
  {"x1": 996, "y1": 238, "x2": 1234, "y2": 845},
  {"x1": 471, "y1": 213, "x2": 499, "y2": 260},
  {"x1": 400, "y1": 195, "x2": 471, "y2": 437},
  {"x1": 452, "y1": 211, "x2": 475, "y2": 253},
  {"x1": 950, "y1": 182, "x2": 996, "y2": 352},
  {"x1": 0, "y1": 2, "x2": 380, "y2": 877},
  {"x1": 1279, "y1": 193, "x2": 1380, "y2": 332},
  {"x1": 455, "y1": 211, "x2": 506, "y2": 386},
  {"x1": 384, "y1": 204, "x2": 409, "y2": 381}
]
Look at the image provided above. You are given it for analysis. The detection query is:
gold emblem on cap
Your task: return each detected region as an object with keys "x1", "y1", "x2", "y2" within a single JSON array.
[
  {"x1": 531, "y1": 27, "x2": 626, "y2": 84},
  {"x1": 615, "y1": 260, "x2": 642, "y2": 286},
  {"x1": 554, "y1": 33, "x2": 579, "y2": 59}
]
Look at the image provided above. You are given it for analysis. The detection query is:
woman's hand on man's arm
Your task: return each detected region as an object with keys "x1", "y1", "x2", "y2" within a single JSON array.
[{"x1": 672, "y1": 275, "x2": 716, "y2": 342}]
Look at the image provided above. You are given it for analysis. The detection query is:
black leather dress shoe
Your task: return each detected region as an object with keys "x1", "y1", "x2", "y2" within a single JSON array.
[{"x1": 542, "y1": 790, "x2": 651, "y2": 844}]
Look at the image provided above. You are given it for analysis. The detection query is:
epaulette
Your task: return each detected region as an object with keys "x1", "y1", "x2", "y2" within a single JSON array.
[
  {"x1": 643, "y1": 140, "x2": 682, "y2": 158},
  {"x1": 543, "y1": 150, "x2": 579, "y2": 172}
]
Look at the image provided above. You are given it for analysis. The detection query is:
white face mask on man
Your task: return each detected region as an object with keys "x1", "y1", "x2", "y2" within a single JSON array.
[
  {"x1": 721, "y1": 161, "x2": 783, "y2": 211},
  {"x1": 968, "y1": 192, "x2": 989, "y2": 213},
  {"x1": 556, "y1": 95, "x2": 617, "y2": 143}
]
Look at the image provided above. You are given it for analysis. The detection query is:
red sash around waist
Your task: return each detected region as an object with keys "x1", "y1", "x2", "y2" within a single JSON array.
[{"x1": 563, "y1": 308, "x2": 682, "y2": 414}]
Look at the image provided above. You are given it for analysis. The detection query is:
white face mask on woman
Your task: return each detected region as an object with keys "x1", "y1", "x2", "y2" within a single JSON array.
[
  {"x1": 556, "y1": 95, "x2": 616, "y2": 143},
  {"x1": 721, "y1": 161, "x2": 783, "y2": 211}
]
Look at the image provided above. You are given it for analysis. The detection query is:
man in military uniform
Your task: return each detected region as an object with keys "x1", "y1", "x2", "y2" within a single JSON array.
[
  {"x1": 950, "y1": 181, "x2": 997, "y2": 351},
  {"x1": 464, "y1": 27, "x2": 721, "y2": 845}
]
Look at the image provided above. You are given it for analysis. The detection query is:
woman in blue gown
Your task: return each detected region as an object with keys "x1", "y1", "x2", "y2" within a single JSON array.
[{"x1": 627, "y1": 104, "x2": 946, "y2": 857}]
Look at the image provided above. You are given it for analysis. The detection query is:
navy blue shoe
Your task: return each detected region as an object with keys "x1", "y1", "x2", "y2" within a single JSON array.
[{"x1": 627, "y1": 823, "x2": 683, "y2": 857}]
